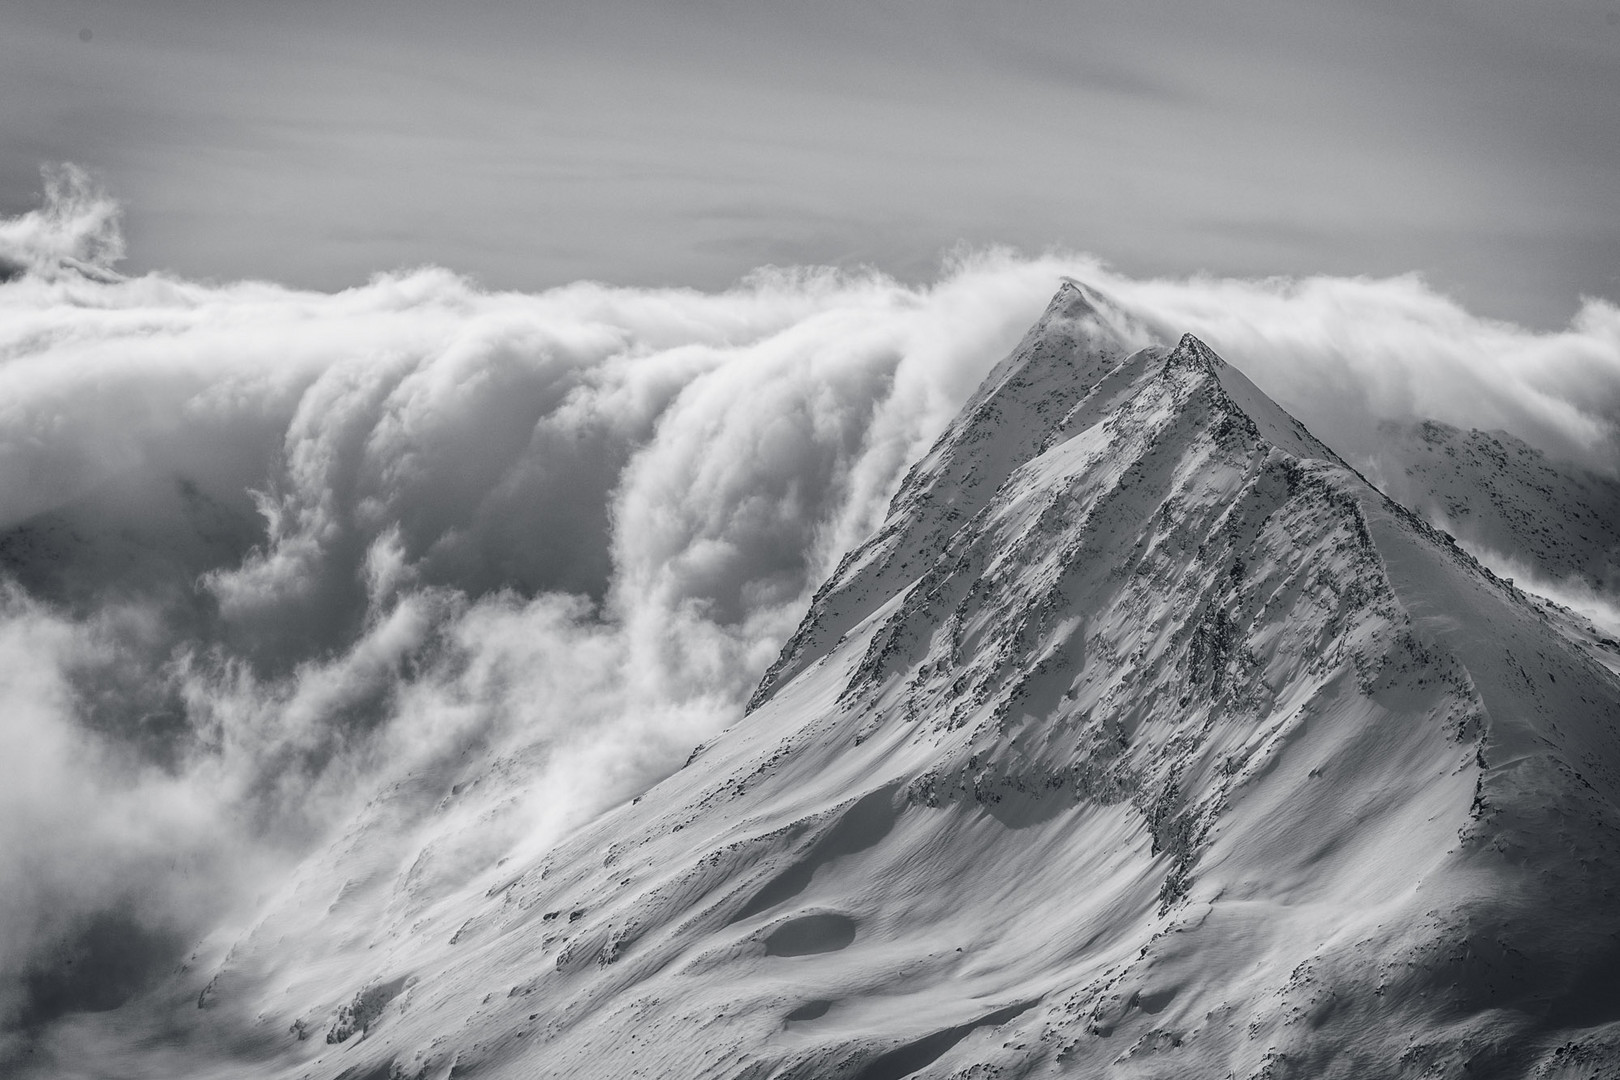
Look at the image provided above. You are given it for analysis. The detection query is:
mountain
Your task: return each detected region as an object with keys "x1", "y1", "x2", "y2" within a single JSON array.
[
  {"x1": 46, "y1": 284, "x2": 1620, "y2": 1079},
  {"x1": 1367, "y1": 418, "x2": 1620, "y2": 628}
]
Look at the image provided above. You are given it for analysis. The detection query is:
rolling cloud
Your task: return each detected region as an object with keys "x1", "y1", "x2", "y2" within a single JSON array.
[
  {"x1": 0, "y1": 164, "x2": 124, "y2": 282},
  {"x1": 0, "y1": 171, "x2": 1617, "y2": 1060}
]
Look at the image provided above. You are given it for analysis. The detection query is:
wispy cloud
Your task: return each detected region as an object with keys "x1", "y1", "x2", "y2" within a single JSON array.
[{"x1": 0, "y1": 165, "x2": 122, "y2": 280}]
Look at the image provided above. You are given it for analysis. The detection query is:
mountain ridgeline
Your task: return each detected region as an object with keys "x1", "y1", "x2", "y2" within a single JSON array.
[{"x1": 111, "y1": 284, "x2": 1620, "y2": 1079}]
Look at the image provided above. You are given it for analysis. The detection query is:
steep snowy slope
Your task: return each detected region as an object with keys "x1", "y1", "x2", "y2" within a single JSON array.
[
  {"x1": 748, "y1": 280, "x2": 1153, "y2": 710},
  {"x1": 46, "y1": 285, "x2": 1620, "y2": 1080}
]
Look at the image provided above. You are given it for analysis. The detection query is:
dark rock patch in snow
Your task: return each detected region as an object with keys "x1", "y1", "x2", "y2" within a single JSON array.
[{"x1": 327, "y1": 974, "x2": 413, "y2": 1044}]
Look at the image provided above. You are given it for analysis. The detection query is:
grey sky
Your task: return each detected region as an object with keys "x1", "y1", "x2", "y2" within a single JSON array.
[{"x1": 3, "y1": 0, "x2": 1617, "y2": 326}]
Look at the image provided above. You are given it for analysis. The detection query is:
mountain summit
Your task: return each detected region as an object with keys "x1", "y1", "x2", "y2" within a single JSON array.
[{"x1": 95, "y1": 285, "x2": 1620, "y2": 1079}]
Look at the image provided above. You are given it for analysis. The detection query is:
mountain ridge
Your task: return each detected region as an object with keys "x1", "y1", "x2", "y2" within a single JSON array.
[
  {"x1": 35, "y1": 283, "x2": 1620, "y2": 1080},
  {"x1": 747, "y1": 280, "x2": 1154, "y2": 712}
]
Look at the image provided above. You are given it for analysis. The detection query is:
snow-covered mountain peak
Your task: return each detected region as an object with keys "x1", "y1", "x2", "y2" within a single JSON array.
[
  {"x1": 59, "y1": 287, "x2": 1620, "y2": 1080},
  {"x1": 750, "y1": 300, "x2": 1351, "y2": 720},
  {"x1": 748, "y1": 281, "x2": 1156, "y2": 710},
  {"x1": 1164, "y1": 329, "x2": 1220, "y2": 368}
]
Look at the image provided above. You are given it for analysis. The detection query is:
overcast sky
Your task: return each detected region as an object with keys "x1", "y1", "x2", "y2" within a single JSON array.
[{"x1": 3, "y1": 0, "x2": 1617, "y2": 327}]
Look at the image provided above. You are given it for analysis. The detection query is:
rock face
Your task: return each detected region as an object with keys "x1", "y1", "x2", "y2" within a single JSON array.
[{"x1": 121, "y1": 286, "x2": 1620, "y2": 1079}]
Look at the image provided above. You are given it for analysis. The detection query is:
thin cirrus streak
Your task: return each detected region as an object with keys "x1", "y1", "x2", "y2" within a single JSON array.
[{"x1": 0, "y1": 165, "x2": 1616, "y2": 1053}]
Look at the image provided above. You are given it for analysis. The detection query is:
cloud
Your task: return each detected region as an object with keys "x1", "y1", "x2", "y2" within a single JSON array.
[
  {"x1": 0, "y1": 587, "x2": 255, "y2": 1040},
  {"x1": 1094, "y1": 269, "x2": 1620, "y2": 476},
  {"x1": 0, "y1": 175, "x2": 1617, "y2": 1065},
  {"x1": 0, "y1": 165, "x2": 124, "y2": 282},
  {"x1": 1451, "y1": 540, "x2": 1620, "y2": 642}
]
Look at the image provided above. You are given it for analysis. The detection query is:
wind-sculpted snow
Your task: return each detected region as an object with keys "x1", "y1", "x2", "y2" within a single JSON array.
[
  {"x1": 55, "y1": 289, "x2": 1616, "y2": 1079},
  {"x1": 3, "y1": 175, "x2": 1620, "y2": 1077}
]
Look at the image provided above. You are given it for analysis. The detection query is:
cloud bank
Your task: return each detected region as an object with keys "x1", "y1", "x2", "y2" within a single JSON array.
[{"x1": 0, "y1": 170, "x2": 1616, "y2": 1062}]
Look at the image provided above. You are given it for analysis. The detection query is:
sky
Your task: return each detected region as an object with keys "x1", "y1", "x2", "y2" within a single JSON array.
[{"x1": 2, "y1": 0, "x2": 1618, "y2": 327}]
